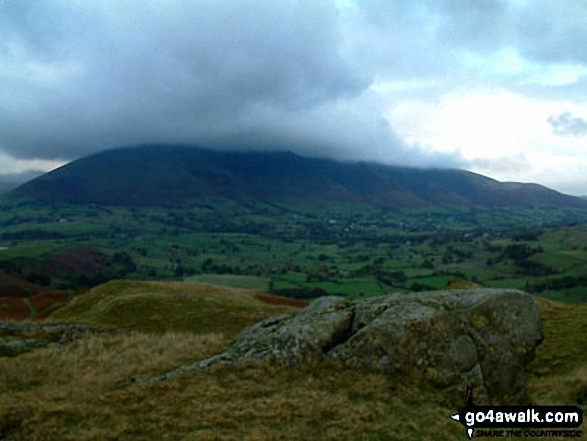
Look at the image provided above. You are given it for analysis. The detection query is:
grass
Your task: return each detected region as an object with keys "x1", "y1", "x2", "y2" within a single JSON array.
[
  {"x1": 0, "y1": 332, "x2": 228, "y2": 440},
  {"x1": 525, "y1": 297, "x2": 587, "y2": 440},
  {"x1": 528, "y1": 297, "x2": 587, "y2": 378},
  {"x1": 273, "y1": 273, "x2": 385, "y2": 298},
  {"x1": 49, "y1": 280, "x2": 299, "y2": 337},
  {"x1": 3, "y1": 201, "x2": 587, "y2": 437},
  {"x1": 0, "y1": 334, "x2": 463, "y2": 441},
  {"x1": 3, "y1": 200, "x2": 587, "y2": 302},
  {"x1": 0, "y1": 281, "x2": 586, "y2": 440},
  {"x1": 306, "y1": 277, "x2": 384, "y2": 298},
  {"x1": 22, "y1": 298, "x2": 35, "y2": 320}
]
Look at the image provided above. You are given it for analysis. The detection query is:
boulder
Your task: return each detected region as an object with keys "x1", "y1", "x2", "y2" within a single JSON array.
[
  {"x1": 329, "y1": 289, "x2": 543, "y2": 404},
  {"x1": 132, "y1": 289, "x2": 543, "y2": 405}
]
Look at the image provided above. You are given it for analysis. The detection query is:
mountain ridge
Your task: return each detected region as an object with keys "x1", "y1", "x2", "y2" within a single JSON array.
[{"x1": 11, "y1": 145, "x2": 586, "y2": 208}]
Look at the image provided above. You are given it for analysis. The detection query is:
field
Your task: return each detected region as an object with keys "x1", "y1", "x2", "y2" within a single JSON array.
[
  {"x1": 0, "y1": 280, "x2": 585, "y2": 440},
  {"x1": 2, "y1": 197, "x2": 587, "y2": 309}
]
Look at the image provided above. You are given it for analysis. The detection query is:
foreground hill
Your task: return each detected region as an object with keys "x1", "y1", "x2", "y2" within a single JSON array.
[
  {"x1": 48, "y1": 279, "x2": 305, "y2": 336},
  {"x1": 0, "y1": 280, "x2": 585, "y2": 440},
  {"x1": 12, "y1": 145, "x2": 585, "y2": 208}
]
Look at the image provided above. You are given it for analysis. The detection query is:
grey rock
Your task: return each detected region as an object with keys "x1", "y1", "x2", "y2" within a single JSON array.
[
  {"x1": 0, "y1": 339, "x2": 49, "y2": 357},
  {"x1": 328, "y1": 289, "x2": 542, "y2": 404},
  {"x1": 0, "y1": 321, "x2": 121, "y2": 357},
  {"x1": 231, "y1": 297, "x2": 353, "y2": 364}
]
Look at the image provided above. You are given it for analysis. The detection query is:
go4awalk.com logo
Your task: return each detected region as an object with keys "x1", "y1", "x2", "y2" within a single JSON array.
[{"x1": 450, "y1": 404, "x2": 583, "y2": 439}]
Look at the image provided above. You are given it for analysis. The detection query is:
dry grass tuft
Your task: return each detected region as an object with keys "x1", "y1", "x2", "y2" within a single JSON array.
[
  {"x1": 0, "y1": 331, "x2": 228, "y2": 440},
  {"x1": 0, "y1": 332, "x2": 465, "y2": 440},
  {"x1": 0, "y1": 331, "x2": 226, "y2": 394}
]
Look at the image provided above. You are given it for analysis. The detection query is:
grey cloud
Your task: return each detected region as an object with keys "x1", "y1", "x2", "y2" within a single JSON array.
[
  {"x1": 0, "y1": 170, "x2": 44, "y2": 192},
  {"x1": 512, "y1": 1, "x2": 587, "y2": 65},
  {"x1": 435, "y1": 0, "x2": 587, "y2": 65},
  {"x1": 436, "y1": 0, "x2": 513, "y2": 52},
  {"x1": 470, "y1": 154, "x2": 533, "y2": 176},
  {"x1": 0, "y1": 0, "x2": 374, "y2": 161},
  {"x1": 348, "y1": 0, "x2": 587, "y2": 84},
  {"x1": 548, "y1": 112, "x2": 587, "y2": 137},
  {"x1": 1, "y1": 0, "x2": 584, "y2": 174},
  {"x1": 434, "y1": 0, "x2": 586, "y2": 64},
  {"x1": 341, "y1": 0, "x2": 513, "y2": 82},
  {"x1": 0, "y1": 0, "x2": 468, "y2": 169}
]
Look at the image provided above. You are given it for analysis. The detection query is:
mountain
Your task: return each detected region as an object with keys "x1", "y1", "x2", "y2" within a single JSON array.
[
  {"x1": 11, "y1": 145, "x2": 586, "y2": 208},
  {"x1": 0, "y1": 170, "x2": 45, "y2": 194}
]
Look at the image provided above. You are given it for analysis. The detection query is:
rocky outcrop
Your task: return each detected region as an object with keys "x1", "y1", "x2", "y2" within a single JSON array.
[
  {"x1": 229, "y1": 296, "x2": 354, "y2": 364},
  {"x1": 328, "y1": 289, "x2": 543, "y2": 404},
  {"x1": 128, "y1": 289, "x2": 543, "y2": 405},
  {"x1": 0, "y1": 322, "x2": 121, "y2": 357}
]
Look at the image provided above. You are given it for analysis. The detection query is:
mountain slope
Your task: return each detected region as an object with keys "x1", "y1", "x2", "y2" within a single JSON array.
[{"x1": 11, "y1": 145, "x2": 586, "y2": 208}]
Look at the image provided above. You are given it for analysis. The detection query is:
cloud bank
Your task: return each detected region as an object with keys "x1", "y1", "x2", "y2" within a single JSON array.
[
  {"x1": 1, "y1": 0, "x2": 587, "y2": 193},
  {"x1": 0, "y1": 0, "x2": 465, "y2": 168}
]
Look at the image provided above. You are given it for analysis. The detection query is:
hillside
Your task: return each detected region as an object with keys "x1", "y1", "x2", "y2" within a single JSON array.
[
  {"x1": 0, "y1": 271, "x2": 49, "y2": 298},
  {"x1": 0, "y1": 171, "x2": 44, "y2": 194},
  {"x1": 48, "y1": 279, "x2": 305, "y2": 336},
  {"x1": 12, "y1": 145, "x2": 585, "y2": 208},
  {"x1": 0, "y1": 281, "x2": 585, "y2": 440}
]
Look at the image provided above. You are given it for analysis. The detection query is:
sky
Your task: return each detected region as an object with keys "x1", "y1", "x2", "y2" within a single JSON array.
[{"x1": 1, "y1": 0, "x2": 587, "y2": 195}]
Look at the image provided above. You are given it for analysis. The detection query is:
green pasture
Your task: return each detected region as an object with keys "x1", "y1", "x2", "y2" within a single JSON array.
[
  {"x1": 184, "y1": 274, "x2": 269, "y2": 291},
  {"x1": 1, "y1": 198, "x2": 587, "y2": 301}
]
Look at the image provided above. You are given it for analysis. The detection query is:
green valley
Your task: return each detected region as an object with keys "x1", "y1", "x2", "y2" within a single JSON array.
[
  {"x1": 1, "y1": 147, "x2": 587, "y2": 440},
  {"x1": 2, "y1": 195, "x2": 587, "y2": 307}
]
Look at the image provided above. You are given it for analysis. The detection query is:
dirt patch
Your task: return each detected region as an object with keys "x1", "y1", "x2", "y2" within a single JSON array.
[
  {"x1": 0, "y1": 289, "x2": 82, "y2": 321},
  {"x1": 29, "y1": 291, "x2": 77, "y2": 320},
  {"x1": 0, "y1": 297, "x2": 29, "y2": 321}
]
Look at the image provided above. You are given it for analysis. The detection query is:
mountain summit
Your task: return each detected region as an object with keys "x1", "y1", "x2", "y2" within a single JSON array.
[{"x1": 11, "y1": 145, "x2": 585, "y2": 208}]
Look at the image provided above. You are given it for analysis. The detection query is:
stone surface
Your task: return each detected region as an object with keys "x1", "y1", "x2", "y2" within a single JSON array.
[
  {"x1": 230, "y1": 296, "x2": 353, "y2": 364},
  {"x1": 328, "y1": 289, "x2": 543, "y2": 404},
  {"x1": 0, "y1": 321, "x2": 121, "y2": 357}
]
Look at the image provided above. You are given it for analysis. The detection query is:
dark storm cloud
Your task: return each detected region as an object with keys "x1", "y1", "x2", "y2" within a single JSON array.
[
  {"x1": 0, "y1": 170, "x2": 44, "y2": 191},
  {"x1": 0, "y1": 1, "x2": 365, "y2": 157},
  {"x1": 548, "y1": 112, "x2": 587, "y2": 137},
  {"x1": 1, "y1": 0, "x2": 585, "y2": 171},
  {"x1": 0, "y1": 0, "x2": 471, "y2": 168}
]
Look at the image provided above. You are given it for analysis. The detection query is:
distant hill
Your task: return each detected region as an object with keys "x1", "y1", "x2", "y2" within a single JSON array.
[
  {"x1": 11, "y1": 145, "x2": 586, "y2": 208},
  {"x1": 0, "y1": 271, "x2": 50, "y2": 298},
  {"x1": 0, "y1": 171, "x2": 45, "y2": 194}
]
